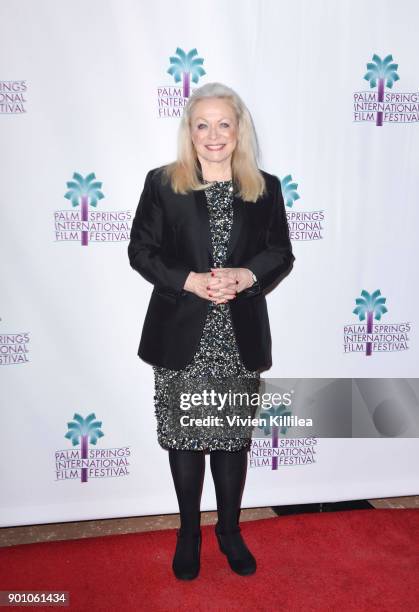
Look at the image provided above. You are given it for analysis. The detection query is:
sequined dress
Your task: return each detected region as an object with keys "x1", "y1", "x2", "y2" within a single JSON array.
[{"x1": 152, "y1": 179, "x2": 260, "y2": 451}]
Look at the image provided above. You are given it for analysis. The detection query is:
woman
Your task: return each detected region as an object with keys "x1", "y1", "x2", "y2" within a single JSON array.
[{"x1": 128, "y1": 82, "x2": 294, "y2": 580}]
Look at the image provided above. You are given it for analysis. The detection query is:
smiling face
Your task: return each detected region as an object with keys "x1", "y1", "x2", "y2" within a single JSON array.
[{"x1": 190, "y1": 97, "x2": 238, "y2": 171}]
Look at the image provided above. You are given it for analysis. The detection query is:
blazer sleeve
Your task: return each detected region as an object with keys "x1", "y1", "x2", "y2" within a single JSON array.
[
  {"x1": 128, "y1": 170, "x2": 191, "y2": 295},
  {"x1": 240, "y1": 175, "x2": 295, "y2": 295}
]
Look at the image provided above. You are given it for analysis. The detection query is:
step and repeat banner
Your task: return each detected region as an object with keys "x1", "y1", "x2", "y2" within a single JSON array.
[{"x1": 1, "y1": 0, "x2": 418, "y2": 527}]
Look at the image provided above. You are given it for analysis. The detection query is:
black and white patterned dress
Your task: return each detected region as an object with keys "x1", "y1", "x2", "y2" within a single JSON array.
[{"x1": 153, "y1": 179, "x2": 260, "y2": 451}]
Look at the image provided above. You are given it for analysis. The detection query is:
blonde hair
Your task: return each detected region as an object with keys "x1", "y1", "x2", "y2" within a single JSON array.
[{"x1": 161, "y1": 82, "x2": 266, "y2": 203}]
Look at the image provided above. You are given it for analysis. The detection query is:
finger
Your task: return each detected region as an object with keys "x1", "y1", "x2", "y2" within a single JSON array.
[
  {"x1": 220, "y1": 283, "x2": 237, "y2": 293},
  {"x1": 207, "y1": 289, "x2": 226, "y2": 300},
  {"x1": 210, "y1": 267, "x2": 231, "y2": 277},
  {"x1": 226, "y1": 280, "x2": 238, "y2": 290},
  {"x1": 217, "y1": 288, "x2": 236, "y2": 299},
  {"x1": 206, "y1": 294, "x2": 218, "y2": 303},
  {"x1": 206, "y1": 282, "x2": 222, "y2": 291}
]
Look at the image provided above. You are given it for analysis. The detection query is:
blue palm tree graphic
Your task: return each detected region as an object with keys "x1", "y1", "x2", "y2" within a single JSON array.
[
  {"x1": 363, "y1": 54, "x2": 400, "y2": 126},
  {"x1": 353, "y1": 289, "x2": 388, "y2": 356},
  {"x1": 167, "y1": 48, "x2": 206, "y2": 98},
  {"x1": 281, "y1": 175, "x2": 300, "y2": 208},
  {"x1": 257, "y1": 404, "x2": 292, "y2": 470},
  {"x1": 65, "y1": 413, "x2": 104, "y2": 483},
  {"x1": 64, "y1": 172, "x2": 104, "y2": 246}
]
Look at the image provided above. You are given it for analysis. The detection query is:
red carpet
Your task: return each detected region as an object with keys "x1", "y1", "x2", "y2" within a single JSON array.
[{"x1": 1, "y1": 509, "x2": 418, "y2": 611}]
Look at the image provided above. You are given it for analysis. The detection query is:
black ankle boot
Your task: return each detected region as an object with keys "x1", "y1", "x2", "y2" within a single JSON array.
[
  {"x1": 172, "y1": 528, "x2": 202, "y2": 580},
  {"x1": 215, "y1": 523, "x2": 256, "y2": 576}
]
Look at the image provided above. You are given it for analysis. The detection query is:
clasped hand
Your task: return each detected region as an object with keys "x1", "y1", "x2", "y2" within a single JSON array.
[{"x1": 184, "y1": 267, "x2": 254, "y2": 304}]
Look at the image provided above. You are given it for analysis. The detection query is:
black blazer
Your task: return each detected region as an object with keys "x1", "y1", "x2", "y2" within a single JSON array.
[{"x1": 128, "y1": 166, "x2": 295, "y2": 371}]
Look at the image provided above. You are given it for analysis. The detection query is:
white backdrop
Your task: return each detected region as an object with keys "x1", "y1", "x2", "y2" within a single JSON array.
[{"x1": 1, "y1": 0, "x2": 418, "y2": 527}]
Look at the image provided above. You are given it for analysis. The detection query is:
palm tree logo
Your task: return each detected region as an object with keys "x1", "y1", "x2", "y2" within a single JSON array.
[
  {"x1": 167, "y1": 48, "x2": 206, "y2": 98},
  {"x1": 353, "y1": 289, "x2": 388, "y2": 356},
  {"x1": 363, "y1": 54, "x2": 399, "y2": 127},
  {"x1": 65, "y1": 413, "x2": 104, "y2": 483},
  {"x1": 64, "y1": 172, "x2": 104, "y2": 246},
  {"x1": 257, "y1": 404, "x2": 292, "y2": 470},
  {"x1": 281, "y1": 175, "x2": 300, "y2": 208}
]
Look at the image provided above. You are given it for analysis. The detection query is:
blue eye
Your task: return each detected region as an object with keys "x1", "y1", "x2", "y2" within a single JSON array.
[{"x1": 197, "y1": 124, "x2": 207, "y2": 129}]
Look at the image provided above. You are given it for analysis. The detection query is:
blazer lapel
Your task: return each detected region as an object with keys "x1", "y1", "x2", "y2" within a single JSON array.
[{"x1": 193, "y1": 187, "x2": 213, "y2": 266}]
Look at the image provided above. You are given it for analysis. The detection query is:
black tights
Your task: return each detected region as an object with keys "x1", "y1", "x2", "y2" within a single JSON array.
[{"x1": 168, "y1": 448, "x2": 248, "y2": 534}]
